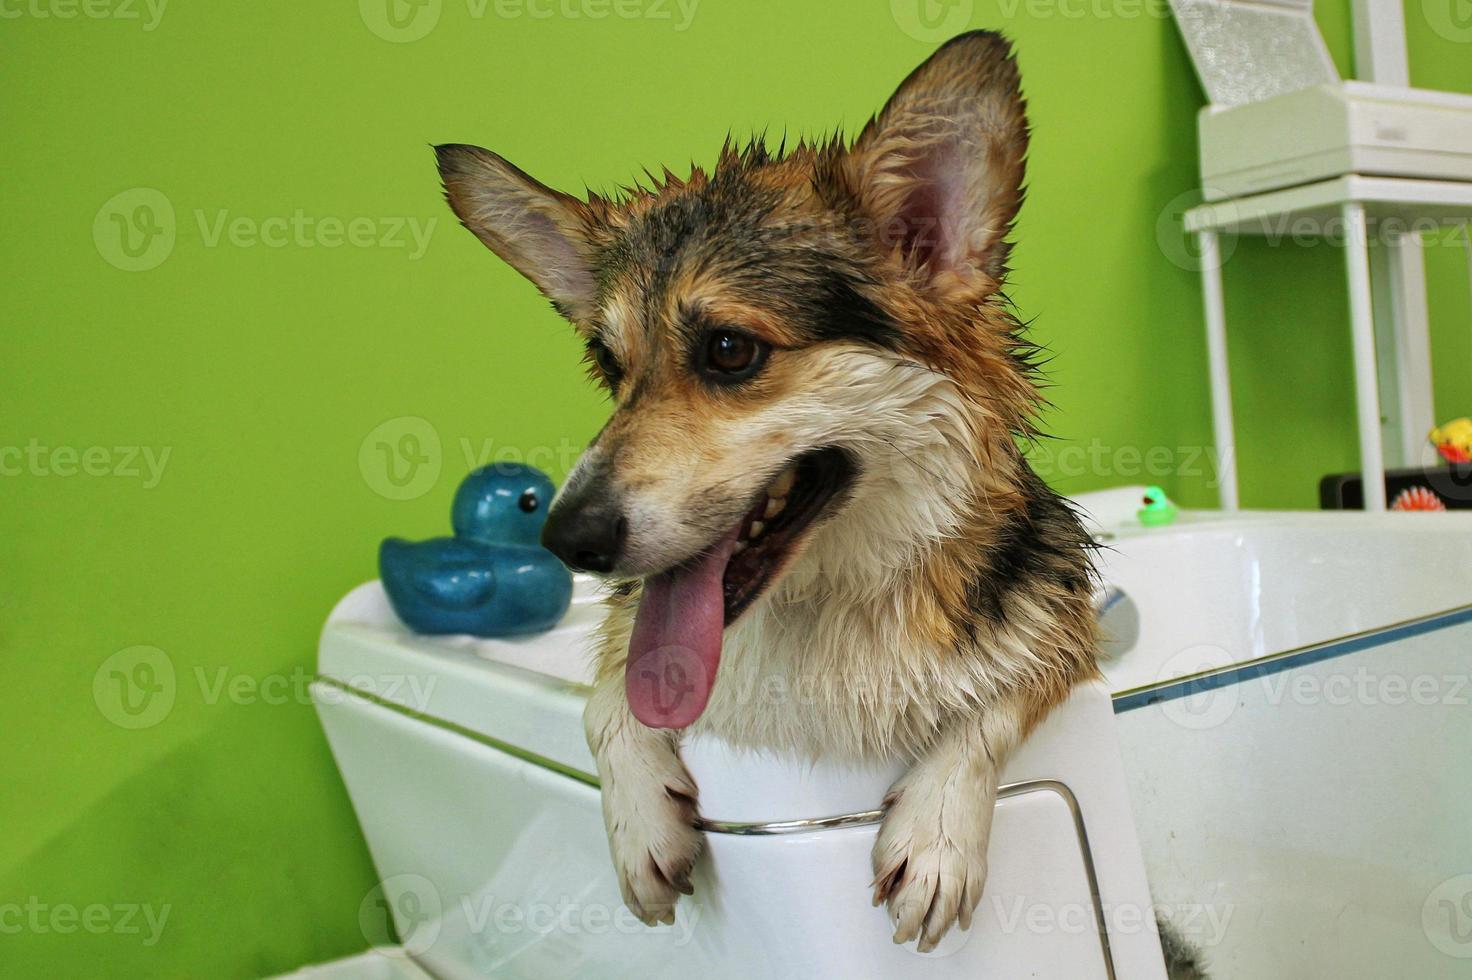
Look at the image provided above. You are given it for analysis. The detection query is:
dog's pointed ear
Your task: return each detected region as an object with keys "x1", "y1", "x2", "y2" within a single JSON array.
[
  {"x1": 435, "y1": 144, "x2": 598, "y2": 320},
  {"x1": 843, "y1": 31, "x2": 1028, "y2": 298}
]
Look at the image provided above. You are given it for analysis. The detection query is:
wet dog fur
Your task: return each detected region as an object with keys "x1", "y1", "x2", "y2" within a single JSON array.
[{"x1": 436, "y1": 31, "x2": 1100, "y2": 952}]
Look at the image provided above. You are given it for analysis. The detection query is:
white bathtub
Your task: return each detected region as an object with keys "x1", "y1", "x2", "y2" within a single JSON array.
[
  {"x1": 298, "y1": 490, "x2": 1472, "y2": 979},
  {"x1": 1077, "y1": 488, "x2": 1472, "y2": 978}
]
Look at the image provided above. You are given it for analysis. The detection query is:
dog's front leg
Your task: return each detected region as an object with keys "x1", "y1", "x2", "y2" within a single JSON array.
[
  {"x1": 871, "y1": 698, "x2": 1028, "y2": 952},
  {"x1": 584, "y1": 673, "x2": 703, "y2": 926}
]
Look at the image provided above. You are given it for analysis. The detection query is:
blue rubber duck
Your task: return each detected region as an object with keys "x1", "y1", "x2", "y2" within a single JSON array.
[{"x1": 379, "y1": 463, "x2": 573, "y2": 637}]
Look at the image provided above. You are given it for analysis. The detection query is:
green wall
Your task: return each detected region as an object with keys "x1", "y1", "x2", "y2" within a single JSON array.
[{"x1": 2, "y1": 1, "x2": 1469, "y2": 975}]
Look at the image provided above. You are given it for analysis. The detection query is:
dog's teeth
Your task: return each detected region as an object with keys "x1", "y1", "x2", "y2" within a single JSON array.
[
  {"x1": 764, "y1": 496, "x2": 785, "y2": 519},
  {"x1": 748, "y1": 520, "x2": 765, "y2": 538},
  {"x1": 770, "y1": 466, "x2": 797, "y2": 498},
  {"x1": 732, "y1": 540, "x2": 747, "y2": 554}
]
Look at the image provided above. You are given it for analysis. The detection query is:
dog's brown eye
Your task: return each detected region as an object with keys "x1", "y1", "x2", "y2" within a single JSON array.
[
  {"x1": 587, "y1": 339, "x2": 623, "y2": 388},
  {"x1": 700, "y1": 329, "x2": 766, "y2": 382}
]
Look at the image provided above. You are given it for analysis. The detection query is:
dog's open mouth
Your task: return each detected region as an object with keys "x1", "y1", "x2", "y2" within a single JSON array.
[
  {"x1": 723, "y1": 447, "x2": 854, "y2": 623},
  {"x1": 625, "y1": 447, "x2": 854, "y2": 729}
]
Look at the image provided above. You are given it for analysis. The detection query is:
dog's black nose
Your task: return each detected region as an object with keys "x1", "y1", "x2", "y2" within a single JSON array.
[{"x1": 541, "y1": 491, "x2": 627, "y2": 574}]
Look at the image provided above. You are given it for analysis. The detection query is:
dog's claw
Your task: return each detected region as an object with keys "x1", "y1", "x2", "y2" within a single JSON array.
[
  {"x1": 871, "y1": 784, "x2": 988, "y2": 952},
  {"x1": 870, "y1": 860, "x2": 905, "y2": 908},
  {"x1": 604, "y1": 773, "x2": 703, "y2": 928}
]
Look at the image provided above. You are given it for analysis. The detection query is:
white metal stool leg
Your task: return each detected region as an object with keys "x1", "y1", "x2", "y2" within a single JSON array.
[
  {"x1": 1375, "y1": 232, "x2": 1435, "y2": 466},
  {"x1": 1342, "y1": 203, "x2": 1387, "y2": 511},
  {"x1": 1198, "y1": 230, "x2": 1239, "y2": 510},
  {"x1": 1464, "y1": 223, "x2": 1472, "y2": 329}
]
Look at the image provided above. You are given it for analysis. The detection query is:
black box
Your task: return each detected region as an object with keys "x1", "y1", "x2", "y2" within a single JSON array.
[{"x1": 1319, "y1": 464, "x2": 1472, "y2": 510}]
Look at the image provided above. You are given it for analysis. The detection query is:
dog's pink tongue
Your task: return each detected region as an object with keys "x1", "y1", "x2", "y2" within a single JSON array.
[{"x1": 626, "y1": 530, "x2": 737, "y2": 728}]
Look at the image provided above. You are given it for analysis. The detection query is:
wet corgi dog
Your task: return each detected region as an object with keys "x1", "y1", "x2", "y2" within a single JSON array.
[{"x1": 436, "y1": 31, "x2": 1099, "y2": 952}]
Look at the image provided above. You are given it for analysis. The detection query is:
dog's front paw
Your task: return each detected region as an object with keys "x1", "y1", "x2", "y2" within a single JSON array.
[
  {"x1": 603, "y1": 770, "x2": 703, "y2": 926},
  {"x1": 870, "y1": 781, "x2": 990, "y2": 952}
]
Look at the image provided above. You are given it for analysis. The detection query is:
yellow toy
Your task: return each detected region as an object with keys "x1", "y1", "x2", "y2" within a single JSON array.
[{"x1": 1429, "y1": 418, "x2": 1472, "y2": 464}]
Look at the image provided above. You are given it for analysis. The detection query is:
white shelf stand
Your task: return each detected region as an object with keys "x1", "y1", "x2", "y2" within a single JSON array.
[{"x1": 1185, "y1": 177, "x2": 1472, "y2": 511}]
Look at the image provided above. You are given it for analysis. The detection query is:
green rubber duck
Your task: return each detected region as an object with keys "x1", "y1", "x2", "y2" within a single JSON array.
[{"x1": 1138, "y1": 486, "x2": 1177, "y2": 527}]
